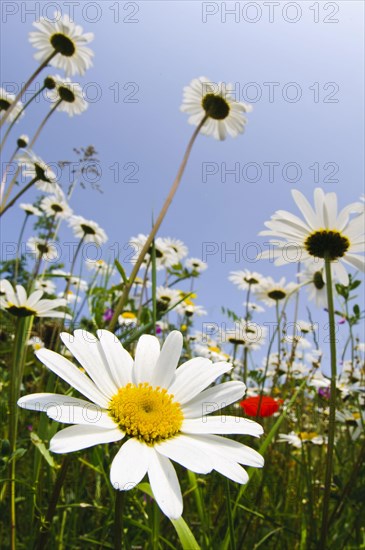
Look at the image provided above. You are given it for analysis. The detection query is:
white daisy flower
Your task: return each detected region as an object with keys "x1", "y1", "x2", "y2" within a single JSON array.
[
  {"x1": 27, "y1": 336, "x2": 45, "y2": 351},
  {"x1": 229, "y1": 270, "x2": 264, "y2": 290},
  {"x1": 19, "y1": 203, "x2": 42, "y2": 216},
  {"x1": 0, "y1": 88, "x2": 24, "y2": 122},
  {"x1": 50, "y1": 270, "x2": 88, "y2": 292},
  {"x1": 118, "y1": 311, "x2": 137, "y2": 326},
  {"x1": 29, "y1": 12, "x2": 94, "y2": 76},
  {"x1": 185, "y1": 258, "x2": 208, "y2": 273},
  {"x1": 156, "y1": 287, "x2": 181, "y2": 309},
  {"x1": 59, "y1": 290, "x2": 81, "y2": 304},
  {"x1": 17, "y1": 151, "x2": 60, "y2": 193},
  {"x1": 278, "y1": 431, "x2": 327, "y2": 448},
  {"x1": 48, "y1": 75, "x2": 88, "y2": 116},
  {"x1": 69, "y1": 215, "x2": 107, "y2": 246},
  {"x1": 0, "y1": 279, "x2": 70, "y2": 319},
  {"x1": 223, "y1": 320, "x2": 267, "y2": 350},
  {"x1": 18, "y1": 330, "x2": 264, "y2": 519},
  {"x1": 181, "y1": 76, "x2": 252, "y2": 140},
  {"x1": 85, "y1": 258, "x2": 111, "y2": 274},
  {"x1": 298, "y1": 262, "x2": 328, "y2": 308},
  {"x1": 40, "y1": 193, "x2": 73, "y2": 219},
  {"x1": 162, "y1": 238, "x2": 188, "y2": 262},
  {"x1": 34, "y1": 279, "x2": 56, "y2": 294},
  {"x1": 254, "y1": 276, "x2": 298, "y2": 307},
  {"x1": 176, "y1": 301, "x2": 207, "y2": 317},
  {"x1": 130, "y1": 234, "x2": 178, "y2": 270},
  {"x1": 242, "y1": 302, "x2": 265, "y2": 313},
  {"x1": 259, "y1": 188, "x2": 365, "y2": 285},
  {"x1": 27, "y1": 237, "x2": 59, "y2": 261}
]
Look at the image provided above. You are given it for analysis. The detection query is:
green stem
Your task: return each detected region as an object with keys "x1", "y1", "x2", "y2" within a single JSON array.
[
  {"x1": 14, "y1": 213, "x2": 30, "y2": 284},
  {"x1": 0, "y1": 146, "x2": 18, "y2": 204},
  {"x1": 0, "y1": 176, "x2": 39, "y2": 217},
  {"x1": 114, "y1": 491, "x2": 124, "y2": 550},
  {"x1": 319, "y1": 257, "x2": 337, "y2": 548},
  {"x1": 225, "y1": 478, "x2": 236, "y2": 550},
  {"x1": 0, "y1": 51, "x2": 57, "y2": 128},
  {"x1": 29, "y1": 100, "x2": 62, "y2": 149},
  {"x1": 0, "y1": 86, "x2": 45, "y2": 152},
  {"x1": 108, "y1": 116, "x2": 208, "y2": 332},
  {"x1": 8, "y1": 315, "x2": 33, "y2": 550},
  {"x1": 34, "y1": 456, "x2": 71, "y2": 550}
]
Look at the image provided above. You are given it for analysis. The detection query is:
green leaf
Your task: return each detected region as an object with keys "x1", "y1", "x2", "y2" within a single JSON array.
[
  {"x1": 114, "y1": 259, "x2": 128, "y2": 284},
  {"x1": 170, "y1": 517, "x2": 201, "y2": 550},
  {"x1": 30, "y1": 432, "x2": 56, "y2": 468}
]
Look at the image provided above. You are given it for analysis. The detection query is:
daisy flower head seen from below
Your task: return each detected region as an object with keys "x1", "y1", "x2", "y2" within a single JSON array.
[
  {"x1": 0, "y1": 279, "x2": 70, "y2": 319},
  {"x1": 229, "y1": 270, "x2": 264, "y2": 291},
  {"x1": 259, "y1": 188, "x2": 365, "y2": 285},
  {"x1": 18, "y1": 330, "x2": 264, "y2": 519},
  {"x1": 180, "y1": 76, "x2": 252, "y2": 140},
  {"x1": 17, "y1": 134, "x2": 29, "y2": 149},
  {"x1": 19, "y1": 203, "x2": 42, "y2": 217},
  {"x1": 40, "y1": 192, "x2": 72, "y2": 219},
  {"x1": 298, "y1": 261, "x2": 328, "y2": 308},
  {"x1": 68, "y1": 215, "x2": 108, "y2": 245},
  {"x1": 185, "y1": 258, "x2": 208, "y2": 274},
  {"x1": 29, "y1": 12, "x2": 94, "y2": 76},
  {"x1": 0, "y1": 88, "x2": 24, "y2": 122},
  {"x1": 27, "y1": 237, "x2": 59, "y2": 261},
  {"x1": 17, "y1": 151, "x2": 60, "y2": 193},
  {"x1": 48, "y1": 75, "x2": 88, "y2": 116},
  {"x1": 254, "y1": 276, "x2": 298, "y2": 307}
]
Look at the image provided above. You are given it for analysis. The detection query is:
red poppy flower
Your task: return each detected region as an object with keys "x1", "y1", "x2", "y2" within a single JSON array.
[{"x1": 240, "y1": 396, "x2": 283, "y2": 417}]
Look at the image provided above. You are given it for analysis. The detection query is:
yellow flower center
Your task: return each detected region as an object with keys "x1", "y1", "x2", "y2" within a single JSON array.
[
  {"x1": 109, "y1": 383, "x2": 183, "y2": 444},
  {"x1": 299, "y1": 431, "x2": 318, "y2": 440},
  {"x1": 7, "y1": 304, "x2": 36, "y2": 318},
  {"x1": 208, "y1": 345, "x2": 221, "y2": 353},
  {"x1": 121, "y1": 312, "x2": 136, "y2": 320}
]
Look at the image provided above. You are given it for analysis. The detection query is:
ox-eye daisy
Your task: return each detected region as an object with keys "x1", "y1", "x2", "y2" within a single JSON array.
[
  {"x1": 29, "y1": 12, "x2": 94, "y2": 76},
  {"x1": 260, "y1": 188, "x2": 364, "y2": 285},
  {"x1": 181, "y1": 77, "x2": 252, "y2": 140},
  {"x1": 18, "y1": 330, "x2": 264, "y2": 519},
  {"x1": 0, "y1": 279, "x2": 70, "y2": 318}
]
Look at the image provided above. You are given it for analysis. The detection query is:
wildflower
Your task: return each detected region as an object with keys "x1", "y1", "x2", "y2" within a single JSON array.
[
  {"x1": 240, "y1": 396, "x2": 283, "y2": 417},
  {"x1": 260, "y1": 188, "x2": 364, "y2": 285},
  {"x1": 181, "y1": 77, "x2": 252, "y2": 140},
  {"x1": 0, "y1": 88, "x2": 24, "y2": 122},
  {"x1": 0, "y1": 279, "x2": 70, "y2": 318},
  {"x1": 69, "y1": 215, "x2": 107, "y2": 245},
  {"x1": 18, "y1": 330, "x2": 264, "y2": 518},
  {"x1": 29, "y1": 12, "x2": 94, "y2": 76}
]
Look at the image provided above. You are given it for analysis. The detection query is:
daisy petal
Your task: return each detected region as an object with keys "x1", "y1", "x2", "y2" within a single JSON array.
[
  {"x1": 110, "y1": 438, "x2": 150, "y2": 490},
  {"x1": 46, "y1": 404, "x2": 115, "y2": 429},
  {"x1": 35, "y1": 348, "x2": 109, "y2": 408},
  {"x1": 155, "y1": 435, "x2": 213, "y2": 474},
  {"x1": 170, "y1": 359, "x2": 232, "y2": 404},
  {"x1": 182, "y1": 416, "x2": 263, "y2": 437},
  {"x1": 148, "y1": 450, "x2": 183, "y2": 519},
  {"x1": 182, "y1": 381, "x2": 246, "y2": 418},
  {"x1": 96, "y1": 330, "x2": 133, "y2": 388},
  {"x1": 133, "y1": 335, "x2": 161, "y2": 384},
  {"x1": 50, "y1": 425, "x2": 124, "y2": 453},
  {"x1": 153, "y1": 331, "x2": 183, "y2": 388}
]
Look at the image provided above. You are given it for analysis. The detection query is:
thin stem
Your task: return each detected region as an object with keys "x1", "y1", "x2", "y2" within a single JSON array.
[
  {"x1": 225, "y1": 478, "x2": 236, "y2": 550},
  {"x1": 34, "y1": 456, "x2": 71, "y2": 550},
  {"x1": 114, "y1": 491, "x2": 124, "y2": 550},
  {"x1": 64, "y1": 235, "x2": 86, "y2": 297},
  {"x1": 0, "y1": 51, "x2": 57, "y2": 128},
  {"x1": 14, "y1": 213, "x2": 30, "y2": 283},
  {"x1": 8, "y1": 316, "x2": 33, "y2": 550},
  {"x1": 319, "y1": 257, "x2": 337, "y2": 549},
  {"x1": 0, "y1": 86, "x2": 45, "y2": 153},
  {"x1": 0, "y1": 176, "x2": 38, "y2": 217},
  {"x1": 29, "y1": 100, "x2": 62, "y2": 149},
  {"x1": 0, "y1": 146, "x2": 18, "y2": 203},
  {"x1": 108, "y1": 116, "x2": 208, "y2": 331}
]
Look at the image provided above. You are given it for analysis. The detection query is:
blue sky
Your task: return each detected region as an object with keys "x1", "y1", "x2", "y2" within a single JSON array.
[{"x1": 1, "y1": 1, "x2": 364, "y2": 363}]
